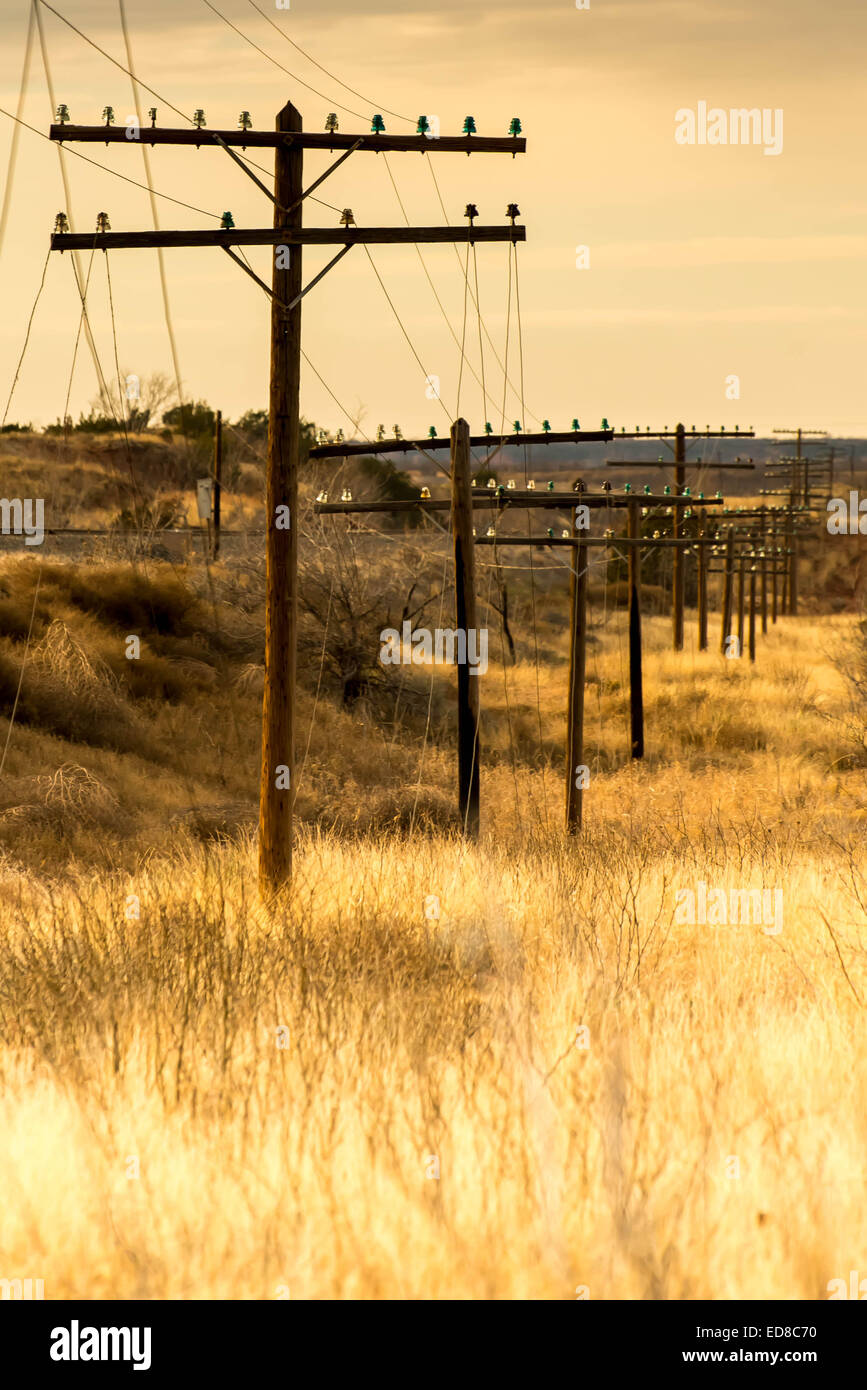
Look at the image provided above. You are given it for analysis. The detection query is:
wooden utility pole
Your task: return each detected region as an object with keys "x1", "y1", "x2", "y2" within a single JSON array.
[
  {"x1": 627, "y1": 499, "x2": 644, "y2": 759},
  {"x1": 565, "y1": 506, "x2": 588, "y2": 832},
  {"x1": 736, "y1": 552, "x2": 746, "y2": 656},
  {"x1": 606, "y1": 424, "x2": 754, "y2": 651},
  {"x1": 758, "y1": 505, "x2": 766, "y2": 633},
  {"x1": 672, "y1": 422, "x2": 686, "y2": 650},
  {"x1": 212, "y1": 409, "x2": 222, "y2": 559},
  {"x1": 720, "y1": 529, "x2": 735, "y2": 655},
  {"x1": 748, "y1": 566, "x2": 756, "y2": 663},
  {"x1": 450, "y1": 419, "x2": 480, "y2": 838},
  {"x1": 789, "y1": 522, "x2": 799, "y2": 617},
  {"x1": 697, "y1": 509, "x2": 708, "y2": 651},
  {"x1": 760, "y1": 552, "x2": 768, "y2": 634},
  {"x1": 258, "y1": 101, "x2": 303, "y2": 896},
  {"x1": 770, "y1": 426, "x2": 828, "y2": 510},
  {"x1": 50, "y1": 108, "x2": 527, "y2": 896},
  {"x1": 770, "y1": 513, "x2": 778, "y2": 623},
  {"x1": 322, "y1": 481, "x2": 714, "y2": 827}
]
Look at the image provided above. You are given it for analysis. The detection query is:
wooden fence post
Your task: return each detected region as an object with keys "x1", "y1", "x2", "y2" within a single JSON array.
[{"x1": 451, "y1": 417, "x2": 480, "y2": 838}]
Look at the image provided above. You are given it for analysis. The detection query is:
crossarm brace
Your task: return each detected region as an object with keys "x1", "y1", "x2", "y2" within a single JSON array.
[
  {"x1": 221, "y1": 243, "x2": 354, "y2": 311},
  {"x1": 288, "y1": 244, "x2": 354, "y2": 310},
  {"x1": 288, "y1": 141, "x2": 363, "y2": 214},
  {"x1": 221, "y1": 245, "x2": 279, "y2": 302},
  {"x1": 211, "y1": 133, "x2": 278, "y2": 206}
]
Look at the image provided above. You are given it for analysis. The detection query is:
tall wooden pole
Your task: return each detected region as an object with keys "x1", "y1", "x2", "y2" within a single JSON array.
[
  {"x1": 761, "y1": 552, "x2": 768, "y2": 634},
  {"x1": 758, "y1": 506, "x2": 766, "y2": 633},
  {"x1": 628, "y1": 499, "x2": 644, "y2": 759},
  {"x1": 803, "y1": 454, "x2": 810, "y2": 509},
  {"x1": 771, "y1": 513, "x2": 778, "y2": 623},
  {"x1": 748, "y1": 566, "x2": 756, "y2": 663},
  {"x1": 212, "y1": 409, "x2": 222, "y2": 560},
  {"x1": 697, "y1": 509, "x2": 708, "y2": 651},
  {"x1": 789, "y1": 523, "x2": 799, "y2": 616},
  {"x1": 720, "y1": 529, "x2": 734, "y2": 655},
  {"x1": 451, "y1": 418, "x2": 480, "y2": 838},
  {"x1": 672, "y1": 422, "x2": 686, "y2": 650},
  {"x1": 565, "y1": 513, "x2": 588, "y2": 833},
  {"x1": 737, "y1": 552, "x2": 746, "y2": 656},
  {"x1": 259, "y1": 100, "x2": 303, "y2": 898}
]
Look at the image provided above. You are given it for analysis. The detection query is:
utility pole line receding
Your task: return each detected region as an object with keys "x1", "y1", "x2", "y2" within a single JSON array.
[{"x1": 49, "y1": 108, "x2": 526, "y2": 895}]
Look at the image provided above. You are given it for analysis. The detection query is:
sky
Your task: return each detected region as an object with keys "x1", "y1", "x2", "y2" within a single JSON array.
[{"x1": 0, "y1": 0, "x2": 865, "y2": 438}]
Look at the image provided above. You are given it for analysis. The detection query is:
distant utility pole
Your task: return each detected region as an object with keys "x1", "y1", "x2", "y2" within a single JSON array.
[
  {"x1": 319, "y1": 470, "x2": 711, "y2": 830},
  {"x1": 607, "y1": 423, "x2": 754, "y2": 650},
  {"x1": 627, "y1": 498, "x2": 644, "y2": 759},
  {"x1": 49, "y1": 105, "x2": 526, "y2": 896},
  {"x1": 771, "y1": 427, "x2": 828, "y2": 507}
]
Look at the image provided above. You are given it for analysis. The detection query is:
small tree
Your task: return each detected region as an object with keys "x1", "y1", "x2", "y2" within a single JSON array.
[
  {"x1": 76, "y1": 371, "x2": 178, "y2": 433},
  {"x1": 162, "y1": 399, "x2": 216, "y2": 439}
]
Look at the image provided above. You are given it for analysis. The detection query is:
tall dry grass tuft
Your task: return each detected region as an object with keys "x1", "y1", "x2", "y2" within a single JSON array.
[{"x1": 0, "y1": 822, "x2": 864, "y2": 1299}]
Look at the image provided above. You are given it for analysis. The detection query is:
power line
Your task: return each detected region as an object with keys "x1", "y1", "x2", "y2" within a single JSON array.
[
  {"x1": 0, "y1": 2, "x2": 36, "y2": 257},
  {"x1": 427, "y1": 160, "x2": 543, "y2": 429},
  {"x1": 0, "y1": 107, "x2": 222, "y2": 219},
  {"x1": 35, "y1": 0, "x2": 293, "y2": 222},
  {"x1": 2, "y1": 247, "x2": 51, "y2": 425},
  {"x1": 117, "y1": 0, "x2": 192, "y2": 455},
  {"x1": 380, "y1": 155, "x2": 501, "y2": 435},
  {"x1": 27, "y1": 3, "x2": 343, "y2": 218},
  {"x1": 66, "y1": 239, "x2": 122, "y2": 426},
  {"x1": 202, "y1": 11, "x2": 521, "y2": 433},
  {"x1": 201, "y1": 0, "x2": 370, "y2": 123},
  {"x1": 34, "y1": 0, "x2": 108, "y2": 407},
  {"x1": 471, "y1": 242, "x2": 487, "y2": 431},
  {"x1": 1, "y1": 244, "x2": 98, "y2": 779},
  {"x1": 235, "y1": 147, "x2": 342, "y2": 213},
  {"x1": 362, "y1": 245, "x2": 453, "y2": 475},
  {"x1": 456, "y1": 240, "x2": 471, "y2": 416},
  {"x1": 0, "y1": 105, "x2": 337, "y2": 220},
  {"x1": 363, "y1": 244, "x2": 450, "y2": 419},
  {"x1": 300, "y1": 347, "x2": 369, "y2": 439},
  {"x1": 244, "y1": 0, "x2": 413, "y2": 124},
  {"x1": 36, "y1": 0, "x2": 191, "y2": 123},
  {"x1": 60, "y1": 247, "x2": 97, "y2": 428},
  {"x1": 229, "y1": 245, "x2": 379, "y2": 446},
  {"x1": 105, "y1": 250, "x2": 146, "y2": 520}
]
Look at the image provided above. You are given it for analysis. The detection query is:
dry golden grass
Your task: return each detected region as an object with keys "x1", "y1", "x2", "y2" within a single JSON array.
[{"x1": 0, "y1": 544, "x2": 865, "y2": 1299}]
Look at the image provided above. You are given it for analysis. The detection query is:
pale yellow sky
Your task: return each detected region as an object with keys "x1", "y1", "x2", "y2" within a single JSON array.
[{"x1": 1, "y1": 0, "x2": 865, "y2": 436}]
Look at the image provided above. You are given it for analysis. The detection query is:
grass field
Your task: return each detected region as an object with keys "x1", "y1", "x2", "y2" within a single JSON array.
[{"x1": 0, "y1": 494, "x2": 865, "y2": 1299}]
